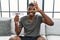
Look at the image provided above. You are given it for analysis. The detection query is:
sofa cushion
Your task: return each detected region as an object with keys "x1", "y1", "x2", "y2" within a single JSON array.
[{"x1": 0, "y1": 18, "x2": 11, "y2": 36}]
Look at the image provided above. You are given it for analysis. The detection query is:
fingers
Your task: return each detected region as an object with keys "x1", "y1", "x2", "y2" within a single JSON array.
[
  {"x1": 33, "y1": 1, "x2": 37, "y2": 5},
  {"x1": 34, "y1": 1, "x2": 37, "y2": 3},
  {"x1": 14, "y1": 15, "x2": 19, "y2": 22},
  {"x1": 33, "y1": 1, "x2": 39, "y2": 9}
]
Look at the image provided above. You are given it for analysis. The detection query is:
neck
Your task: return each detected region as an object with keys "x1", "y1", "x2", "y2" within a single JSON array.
[{"x1": 28, "y1": 15, "x2": 35, "y2": 20}]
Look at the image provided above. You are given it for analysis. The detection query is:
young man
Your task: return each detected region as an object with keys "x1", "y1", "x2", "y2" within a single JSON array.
[{"x1": 10, "y1": 1, "x2": 54, "y2": 40}]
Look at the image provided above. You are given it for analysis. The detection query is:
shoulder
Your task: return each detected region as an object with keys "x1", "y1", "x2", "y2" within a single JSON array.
[
  {"x1": 20, "y1": 16, "x2": 28, "y2": 20},
  {"x1": 22, "y1": 16, "x2": 27, "y2": 19},
  {"x1": 35, "y1": 15, "x2": 43, "y2": 23}
]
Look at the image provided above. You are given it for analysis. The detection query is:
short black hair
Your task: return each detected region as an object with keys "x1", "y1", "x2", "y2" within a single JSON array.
[{"x1": 29, "y1": 3, "x2": 34, "y2": 6}]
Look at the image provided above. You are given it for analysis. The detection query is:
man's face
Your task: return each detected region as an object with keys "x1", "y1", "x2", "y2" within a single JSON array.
[{"x1": 28, "y1": 6, "x2": 36, "y2": 17}]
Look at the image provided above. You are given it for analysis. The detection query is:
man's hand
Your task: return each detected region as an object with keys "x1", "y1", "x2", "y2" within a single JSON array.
[
  {"x1": 33, "y1": 1, "x2": 41, "y2": 12},
  {"x1": 14, "y1": 15, "x2": 19, "y2": 25}
]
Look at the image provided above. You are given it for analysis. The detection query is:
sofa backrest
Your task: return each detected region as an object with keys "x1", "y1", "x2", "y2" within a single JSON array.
[
  {"x1": 0, "y1": 18, "x2": 11, "y2": 36},
  {"x1": 46, "y1": 19, "x2": 60, "y2": 35},
  {"x1": 40, "y1": 23, "x2": 45, "y2": 35}
]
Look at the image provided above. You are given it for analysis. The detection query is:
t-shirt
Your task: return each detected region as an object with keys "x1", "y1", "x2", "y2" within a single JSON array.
[{"x1": 19, "y1": 15, "x2": 43, "y2": 37}]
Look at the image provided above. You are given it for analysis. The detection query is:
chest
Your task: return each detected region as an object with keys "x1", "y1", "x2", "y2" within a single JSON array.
[{"x1": 22, "y1": 16, "x2": 40, "y2": 27}]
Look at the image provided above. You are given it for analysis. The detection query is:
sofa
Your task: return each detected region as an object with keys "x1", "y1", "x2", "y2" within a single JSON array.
[{"x1": 0, "y1": 18, "x2": 60, "y2": 40}]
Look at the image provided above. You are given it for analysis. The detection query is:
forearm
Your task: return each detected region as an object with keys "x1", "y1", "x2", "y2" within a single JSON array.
[
  {"x1": 39, "y1": 10, "x2": 54, "y2": 25},
  {"x1": 15, "y1": 23, "x2": 22, "y2": 36},
  {"x1": 33, "y1": 1, "x2": 54, "y2": 26},
  {"x1": 39, "y1": 10, "x2": 51, "y2": 19}
]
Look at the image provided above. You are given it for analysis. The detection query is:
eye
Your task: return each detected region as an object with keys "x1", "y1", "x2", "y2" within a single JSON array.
[
  {"x1": 28, "y1": 8, "x2": 30, "y2": 10},
  {"x1": 33, "y1": 9, "x2": 35, "y2": 10},
  {"x1": 28, "y1": 7, "x2": 32, "y2": 10}
]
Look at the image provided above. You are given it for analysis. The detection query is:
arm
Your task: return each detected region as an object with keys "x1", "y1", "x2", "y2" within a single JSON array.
[
  {"x1": 34, "y1": 1, "x2": 54, "y2": 26},
  {"x1": 15, "y1": 22, "x2": 22, "y2": 36},
  {"x1": 14, "y1": 15, "x2": 22, "y2": 36},
  {"x1": 39, "y1": 10, "x2": 54, "y2": 26}
]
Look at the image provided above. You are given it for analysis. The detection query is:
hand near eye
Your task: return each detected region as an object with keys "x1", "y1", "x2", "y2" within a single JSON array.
[{"x1": 33, "y1": 1, "x2": 41, "y2": 12}]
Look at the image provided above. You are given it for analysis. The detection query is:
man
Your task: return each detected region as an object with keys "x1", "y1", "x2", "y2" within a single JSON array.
[{"x1": 10, "y1": 1, "x2": 54, "y2": 40}]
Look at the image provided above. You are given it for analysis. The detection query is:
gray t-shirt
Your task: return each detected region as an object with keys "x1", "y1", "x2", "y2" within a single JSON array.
[{"x1": 19, "y1": 15, "x2": 43, "y2": 37}]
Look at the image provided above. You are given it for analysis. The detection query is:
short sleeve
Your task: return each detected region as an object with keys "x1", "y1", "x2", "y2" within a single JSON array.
[
  {"x1": 19, "y1": 18, "x2": 23, "y2": 28},
  {"x1": 37, "y1": 15, "x2": 43, "y2": 23}
]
